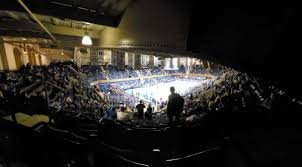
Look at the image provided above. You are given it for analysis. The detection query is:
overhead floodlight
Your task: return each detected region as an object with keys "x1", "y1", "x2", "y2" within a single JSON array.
[{"x1": 82, "y1": 31, "x2": 92, "y2": 46}]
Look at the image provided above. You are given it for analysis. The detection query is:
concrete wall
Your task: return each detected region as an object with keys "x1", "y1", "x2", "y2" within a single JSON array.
[
  {"x1": 0, "y1": 43, "x2": 51, "y2": 71},
  {"x1": 41, "y1": 54, "x2": 51, "y2": 65}
]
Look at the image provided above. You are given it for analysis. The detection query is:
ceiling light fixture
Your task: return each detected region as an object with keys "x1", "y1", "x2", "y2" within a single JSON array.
[{"x1": 82, "y1": 28, "x2": 92, "y2": 46}]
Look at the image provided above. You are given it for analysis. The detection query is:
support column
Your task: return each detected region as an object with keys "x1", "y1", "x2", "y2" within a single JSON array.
[
  {"x1": 177, "y1": 58, "x2": 181, "y2": 68},
  {"x1": 124, "y1": 52, "x2": 128, "y2": 66},
  {"x1": 128, "y1": 53, "x2": 135, "y2": 67},
  {"x1": 135, "y1": 54, "x2": 141, "y2": 69},
  {"x1": 149, "y1": 55, "x2": 154, "y2": 68},
  {"x1": 0, "y1": 42, "x2": 9, "y2": 70},
  {"x1": 159, "y1": 59, "x2": 165, "y2": 69},
  {"x1": 90, "y1": 48, "x2": 98, "y2": 65},
  {"x1": 116, "y1": 51, "x2": 125, "y2": 70},
  {"x1": 0, "y1": 50, "x2": 3, "y2": 70},
  {"x1": 172, "y1": 58, "x2": 178, "y2": 69},
  {"x1": 186, "y1": 57, "x2": 189, "y2": 68},
  {"x1": 164, "y1": 58, "x2": 170, "y2": 69},
  {"x1": 111, "y1": 50, "x2": 118, "y2": 67},
  {"x1": 154, "y1": 56, "x2": 159, "y2": 67},
  {"x1": 97, "y1": 50, "x2": 105, "y2": 64},
  {"x1": 170, "y1": 58, "x2": 173, "y2": 68}
]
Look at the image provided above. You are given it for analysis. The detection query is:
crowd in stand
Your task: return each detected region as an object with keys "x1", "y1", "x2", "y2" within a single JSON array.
[
  {"x1": 82, "y1": 65, "x2": 106, "y2": 83},
  {"x1": 0, "y1": 62, "x2": 105, "y2": 121},
  {"x1": 190, "y1": 65, "x2": 207, "y2": 74},
  {"x1": 90, "y1": 65, "x2": 215, "y2": 122},
  {"x1": 1, "y1": 58, "x2": 301, "y2": 167},
  {"x1": 182, "y1": 68, "x2": 302, "y2": 122},
  {"x1": 1, "y1": 61, "x2": 301, "y2": 126},
  {"x1": 97, "y1": 75, "x2": 179, "y2": 113},
  {"x1": 83, "y1": 65, "x2": 167, "y2": 83},
  {"x1": 108, "y1": 66, "x2": 165, "y2": 80}
]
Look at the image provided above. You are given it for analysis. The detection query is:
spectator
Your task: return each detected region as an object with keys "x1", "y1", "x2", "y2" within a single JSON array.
[
  {"x1": 104, "y1": 106, "x2": 117, "y2": 120},
  {"x1": 145, "y1": 104, "x2": 153, "y2": 120},
  {"x1": 167, "y1": 87, "x2": 184, "y2": 124},
  {"x1": 136, "y1": 100, "x2": 145, "y2": 119}
]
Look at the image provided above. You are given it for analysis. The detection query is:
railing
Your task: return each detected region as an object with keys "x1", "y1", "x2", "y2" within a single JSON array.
[
  {"x1": 114, "y1": 154, "x2": 149, "y2": 167},
  {"x1": 165, "y1": 146, "x2": 220, "y2": 163},
  {"x1": 109, "y1": 145, "x2": 223, "y2": 167},
  {"x1": 95, "y1": 136, "x2": 229, "y2": 167}
]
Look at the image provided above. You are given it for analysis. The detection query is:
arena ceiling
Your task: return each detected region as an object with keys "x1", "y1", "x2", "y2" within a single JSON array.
[
  {"x1": 0, "y1": 0, "x2": 135, "y2": 27},
  {"x1": 0, "y1": 0, "x2": 191, "y2": 53},
  {"x1": 0, "y1": 0, "x2": 136, "y2": 49},
  {"x1": 0, "y1": 10, "x2": 104, "y2": 50}
]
